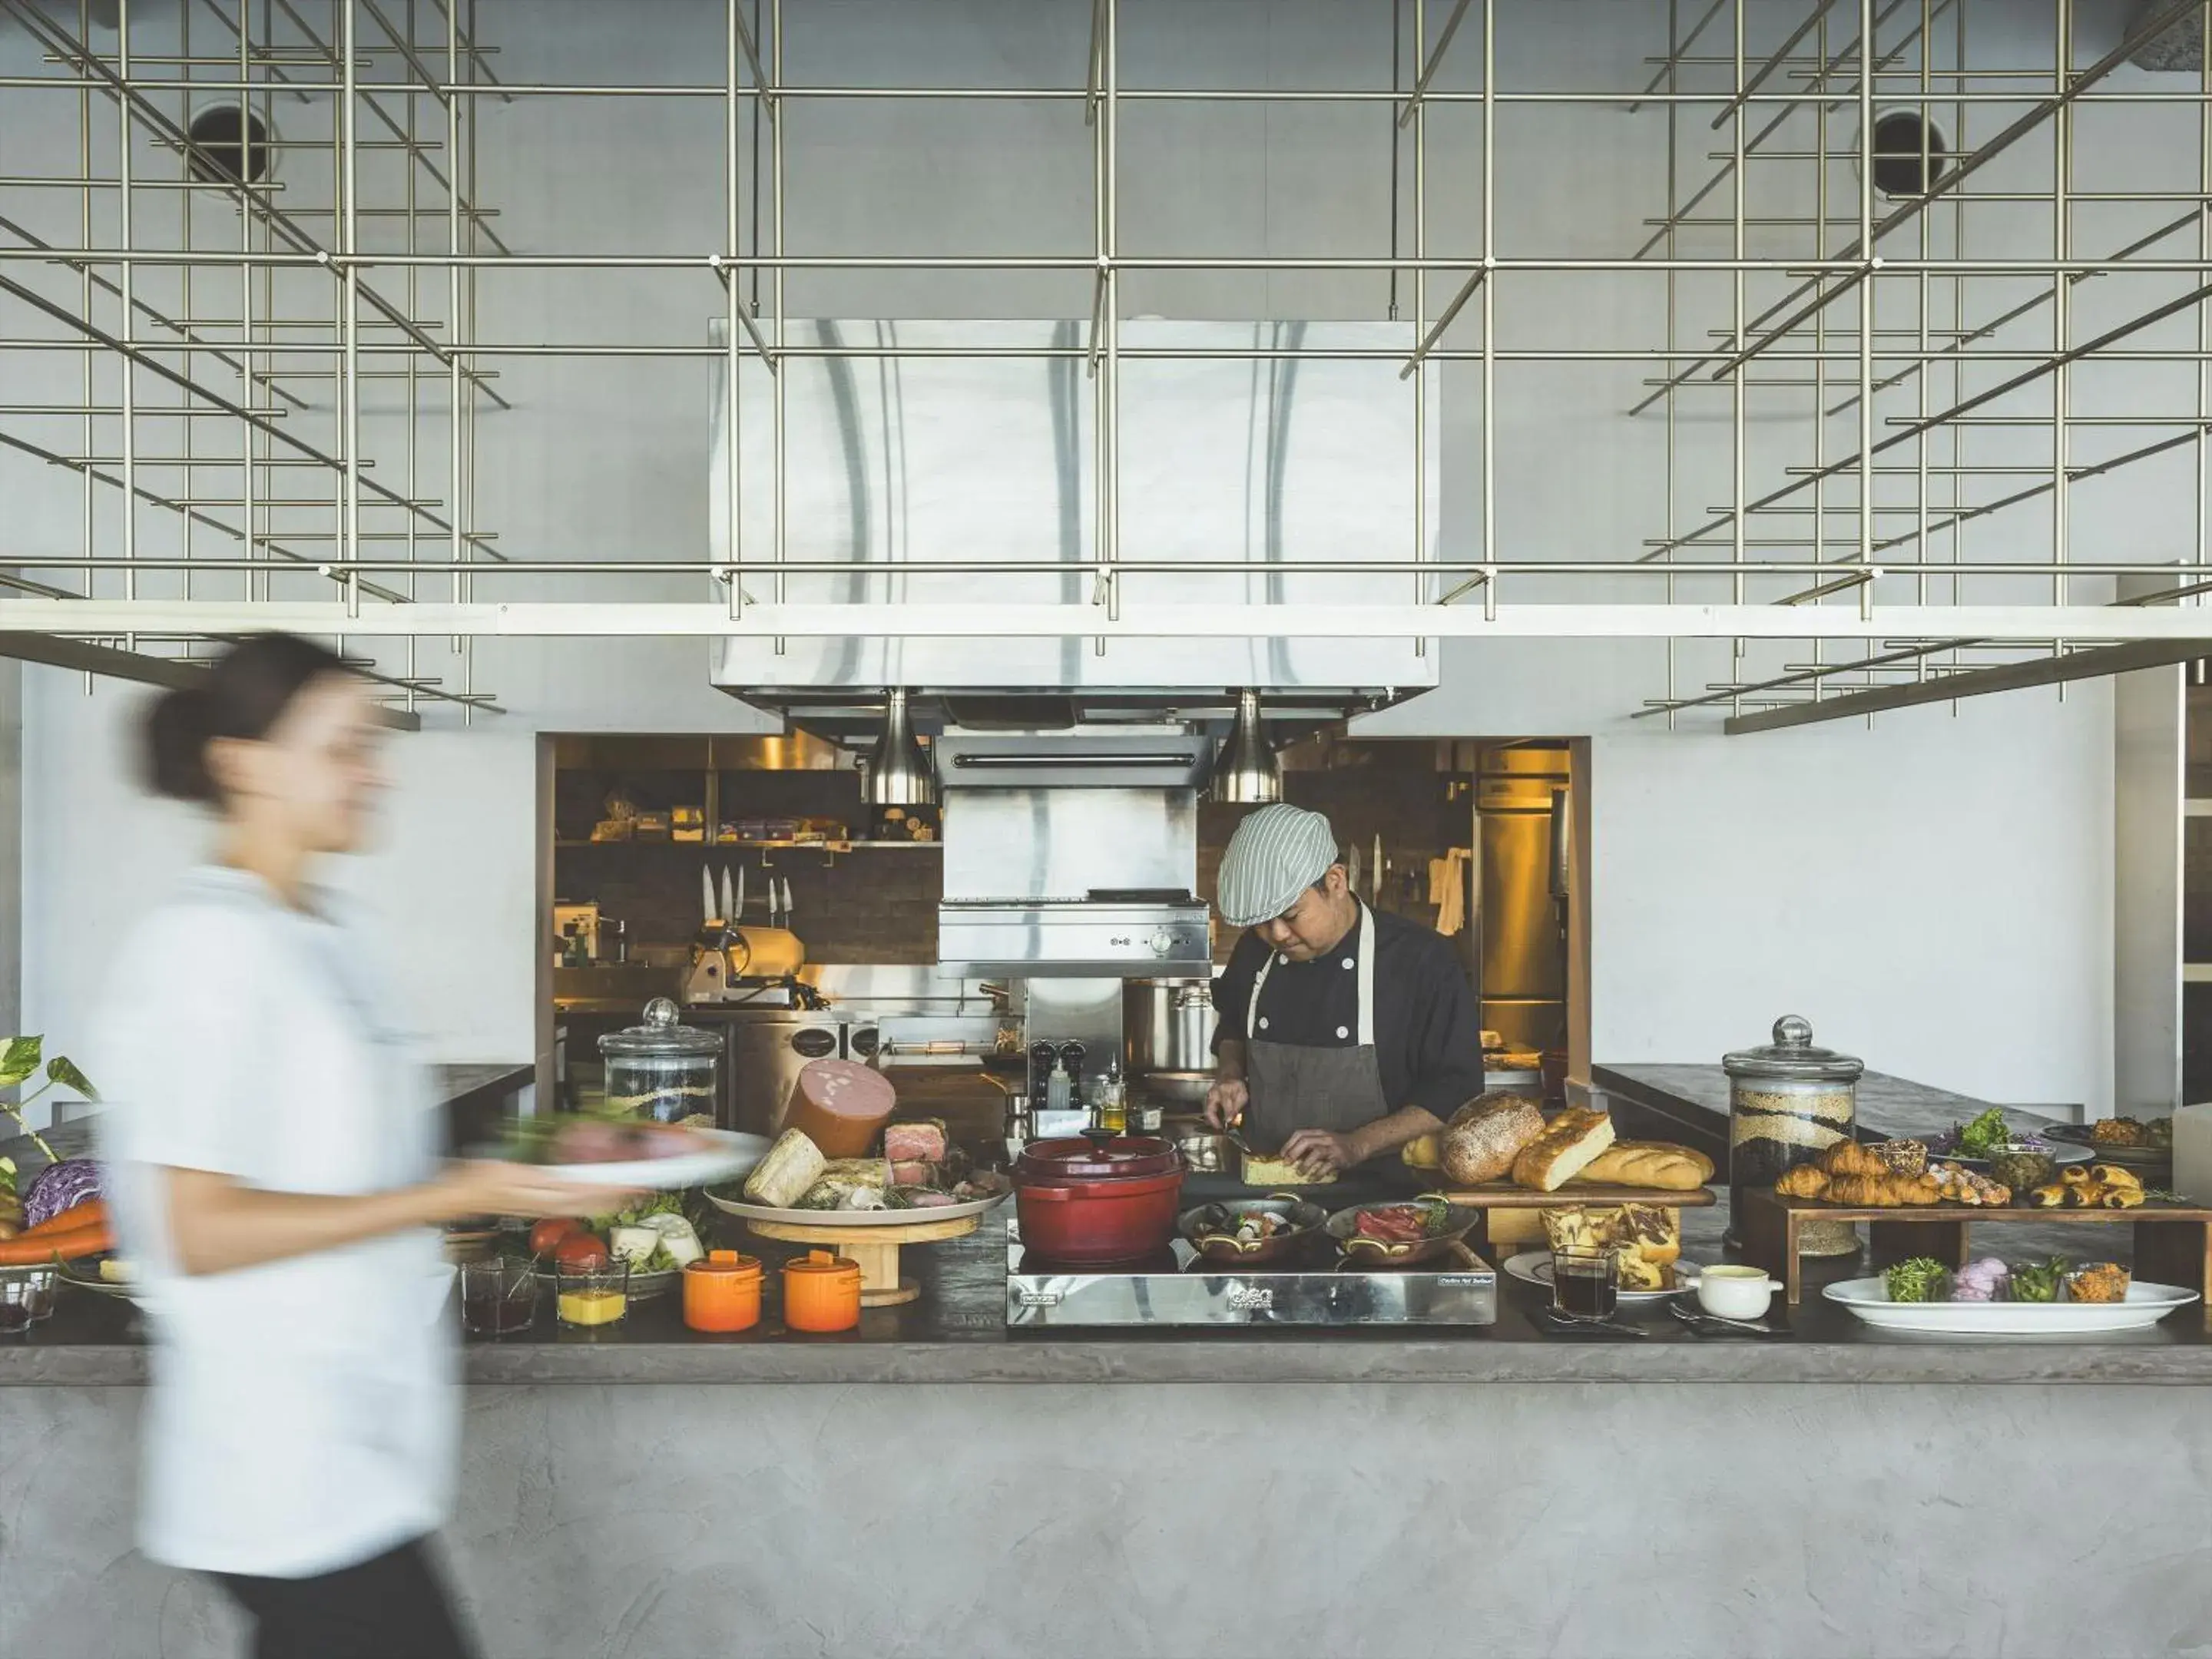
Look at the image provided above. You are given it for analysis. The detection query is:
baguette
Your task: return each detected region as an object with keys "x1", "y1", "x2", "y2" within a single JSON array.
[
  {"x1": 1509, "y1": 1108, "x2": 1617, "y2": 1193},
  {"x1": 1439, "y1": 1094, "x2": 1546, "y2": 1187},
  {"x1": 1568, "y1": 1141, "x2": 1714, "y2": 1192}
]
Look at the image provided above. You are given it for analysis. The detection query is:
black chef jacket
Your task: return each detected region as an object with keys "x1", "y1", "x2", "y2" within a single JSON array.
[{"x1": 1210, "y1": 903, "x2": 1485, "y2": 1123}]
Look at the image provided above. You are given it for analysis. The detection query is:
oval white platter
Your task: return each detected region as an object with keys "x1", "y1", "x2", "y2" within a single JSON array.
[
  {"x1": 704, "y1": 1187, "x2": 1011, "y2": 1228},
  {"x1": 1823, "y1": 1277, "x2": 2197, "y2": 1334},
  {"x1": 533, "y1": 1128, "x2": 770, "y2": 1190}
]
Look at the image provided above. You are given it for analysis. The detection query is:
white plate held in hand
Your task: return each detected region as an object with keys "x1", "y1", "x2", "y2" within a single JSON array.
[{"x1": 531, "y1": 1128, "x2": 770, "y2": 1191}]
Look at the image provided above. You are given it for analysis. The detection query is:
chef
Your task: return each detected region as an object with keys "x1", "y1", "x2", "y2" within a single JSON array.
[{"x1": 1204, "y1": 803, "x2": 1485, "y2": 1176}]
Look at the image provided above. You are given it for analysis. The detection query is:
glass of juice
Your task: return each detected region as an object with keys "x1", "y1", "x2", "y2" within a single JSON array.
[{"x1": 555, "y1": 1261, "x2": 630, "y2": 1330}]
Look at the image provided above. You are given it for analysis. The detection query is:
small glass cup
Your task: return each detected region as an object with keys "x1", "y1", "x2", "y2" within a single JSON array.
[
  {"x1": 555, "y1": 1261, "x2": 630, "y2": 1330},
  {"x1": 1549, "y1": 1246, "x2": 1619, "y2": 1321},
  {"x1": 0, "y1": 1269, "x2": 55, "y2": 1333},
  {"x1": 460, "y1": 1257, "x2": 539, "y2": 1336}
]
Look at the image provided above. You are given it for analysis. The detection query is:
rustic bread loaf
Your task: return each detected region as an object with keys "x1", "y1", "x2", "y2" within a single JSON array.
[
  {"x1": 1439, "y1": 1094, "x2": 1546, "y2": 1187},
  {"x1": 1508, "y1": 1108, "x2": 1617, "y2": 1193}
]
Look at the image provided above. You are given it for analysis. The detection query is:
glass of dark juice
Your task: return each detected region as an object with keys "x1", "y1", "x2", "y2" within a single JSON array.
[{"x1": 1550, "y1": 1246, "x2": 1618, "y2": 1320}]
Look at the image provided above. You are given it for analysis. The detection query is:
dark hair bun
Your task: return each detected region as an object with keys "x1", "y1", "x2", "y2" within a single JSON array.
[
  {"x1": 145, "y1": 684, "x2": 217, "y2": 802},
  {"x1": 137, "y1": 633, "x2": 353, "y2": 806}
]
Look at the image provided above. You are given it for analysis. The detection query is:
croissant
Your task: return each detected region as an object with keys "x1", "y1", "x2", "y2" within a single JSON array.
[
  {"x1": 1823, "y1": 1171, "x2": 1941, "y2": 1207},
  {"x1": 1774, "y1": 1165, "x2": 1830, "y2": 1199},
  {"x1": 2090, "y1": 1164, "x2": 2143, "y2": 1191},
  {"x1": 1818, "y1": 1140, "x2": 1890, "y2": 1178},
  {"x1": 2060, "y1": 1164, "x2": 2093, "y2": 1186},
  {"x1": 2028, "y1": 1182, "x2": 2069, "y2": 1207},
  {"x1": 2098, "y1": 1185, "x2": 2147, "y2": 1210}
]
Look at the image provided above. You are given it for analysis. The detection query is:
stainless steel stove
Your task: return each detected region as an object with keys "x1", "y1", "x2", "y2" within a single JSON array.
[{"x1": 1003, "y1": 1223, "x2": 1498, "y2": 1328}]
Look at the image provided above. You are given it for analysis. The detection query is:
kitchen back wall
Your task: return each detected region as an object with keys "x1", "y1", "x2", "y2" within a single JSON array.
[{"x1": 5, "y1": 1, "x2": 2128, "y2": 1112}]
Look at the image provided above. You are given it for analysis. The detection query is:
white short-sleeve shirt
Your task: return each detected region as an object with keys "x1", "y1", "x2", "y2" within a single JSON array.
[{"x1": 94, "y1": 866, "x2": 456, "y2": 1578}]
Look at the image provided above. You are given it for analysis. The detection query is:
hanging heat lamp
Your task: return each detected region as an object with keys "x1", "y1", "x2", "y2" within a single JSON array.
[
  {"x1": 1211, "y1": 689, "x2": 1281, "y2": 803},
  {"x1": 862, "y1": 688, "x2": 936, "y2": 806}
]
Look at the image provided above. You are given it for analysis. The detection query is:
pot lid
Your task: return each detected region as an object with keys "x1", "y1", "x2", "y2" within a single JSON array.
[
  {"x1": 599, "y1": 997, "x2": 723, "y2": 1060},
  {"x1": 1016, "y1": 1133, "x2": 1181, "y2": 1182},
  {"x1": 1722, "y1": 1015, "x2": 1864, "y2": 1083},
  {"x1": 783, "y1": 1248, "x2": 859, "y2": 1277},
  {"x1": 687, "y1": 1250, "x2": 761, "y2": 1280}
]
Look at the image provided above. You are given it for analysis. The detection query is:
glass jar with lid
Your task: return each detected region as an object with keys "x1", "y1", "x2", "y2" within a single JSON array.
[
  {"x1": 1723, "y1": 1015, "x2": 1864, "y2": 1256},
  {"x1": 598, "y1": 997, "x2": 723, "y2": 1124}
]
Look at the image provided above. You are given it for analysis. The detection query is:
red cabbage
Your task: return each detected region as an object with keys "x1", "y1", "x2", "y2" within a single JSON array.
[{"x1": 22, "y1": 1158, "x2": 101, "y2": 1229}]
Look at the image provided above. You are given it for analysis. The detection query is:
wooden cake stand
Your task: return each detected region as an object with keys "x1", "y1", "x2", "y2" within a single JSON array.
[{"x1": 743, "y1": 1214, "x2": 978, "y2": 1306}]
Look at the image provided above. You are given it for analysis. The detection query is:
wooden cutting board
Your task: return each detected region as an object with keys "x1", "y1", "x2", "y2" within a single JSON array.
[{"x1": 1432, "y1": 1182, "x2": 1716, "y2": 1208}]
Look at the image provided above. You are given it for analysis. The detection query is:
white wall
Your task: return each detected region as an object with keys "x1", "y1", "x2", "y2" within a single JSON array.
[{"x1": 0, "y1": 0, "x2": 2164, "y2": 1111}]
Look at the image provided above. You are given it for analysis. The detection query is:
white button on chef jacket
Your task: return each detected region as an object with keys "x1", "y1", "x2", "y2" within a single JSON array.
[
  {"x1": 1257, "y1": 1016, "x2": 1270, "y2": 1031},
  {"x1": 95, "y1": 866, "x2": 455, "y2": 1578},
  {"x1": 1342, "y1": 957, "x2": 1355, "y2": 969},
  {"x1": 1336, "y1": 1026, "x2": 1350, "y2": 1039}
]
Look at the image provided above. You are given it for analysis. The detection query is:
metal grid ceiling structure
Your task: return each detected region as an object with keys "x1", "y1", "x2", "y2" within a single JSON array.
[{"x1": 3, "y1": 0, "x2": 2212, "y2": 724}]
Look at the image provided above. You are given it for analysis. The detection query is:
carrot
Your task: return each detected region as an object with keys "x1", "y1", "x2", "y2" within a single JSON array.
[
  {"x1": 0, "y1": 1221, "x2": 111, "y2": 1266},
  {"x1": 22, "y1": 1200, "x2": 104, "y2": 1238}
]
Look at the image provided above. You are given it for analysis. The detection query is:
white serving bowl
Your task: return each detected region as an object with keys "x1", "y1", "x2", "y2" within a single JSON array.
[{"x1": 1696, "y1": 1264, "x2": 1778, "y2": 1320}]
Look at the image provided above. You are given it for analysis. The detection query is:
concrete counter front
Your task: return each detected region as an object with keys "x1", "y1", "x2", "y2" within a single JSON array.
[{"x1": 8, "y1": 1068, "x2": 2212, "y2": 1657}]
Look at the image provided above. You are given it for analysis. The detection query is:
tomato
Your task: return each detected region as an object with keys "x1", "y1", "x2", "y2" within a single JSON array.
[
  {"x1": 530, "y1": 1217, "x2": 585, "y2": 1257},
  {"x1": 552, "y1": 1231, "x2": 611, "y2": 1270}
]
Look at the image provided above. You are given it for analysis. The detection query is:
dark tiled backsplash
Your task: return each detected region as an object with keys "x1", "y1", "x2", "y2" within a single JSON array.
[{"x1": 556, "y1": 843, "x2": 942, "y2": 965}]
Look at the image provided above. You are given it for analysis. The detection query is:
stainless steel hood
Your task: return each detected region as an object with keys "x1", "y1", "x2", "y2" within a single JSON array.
[
  {"x1": 707, "y1": 318, "x2": 1442, "y2": 714},
  {"x1": 932, "y1": 728, "x2": 1209, "y2": 977}
]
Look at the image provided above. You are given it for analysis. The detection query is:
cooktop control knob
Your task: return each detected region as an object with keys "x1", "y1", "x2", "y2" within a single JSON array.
[{"x1": 1149, "y1": 930, "x2": 1177, "y2": 956}]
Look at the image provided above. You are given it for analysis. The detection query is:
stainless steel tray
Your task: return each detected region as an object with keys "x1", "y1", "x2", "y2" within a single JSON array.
[{"x1": 1003, "y1": 1222, "x2": 1497, "y2": 1327}]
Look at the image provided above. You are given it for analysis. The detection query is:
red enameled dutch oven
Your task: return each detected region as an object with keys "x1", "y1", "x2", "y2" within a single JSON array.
[{"x1": 1013, "y1": 1129, "x2": 1185, "y2": 1265}]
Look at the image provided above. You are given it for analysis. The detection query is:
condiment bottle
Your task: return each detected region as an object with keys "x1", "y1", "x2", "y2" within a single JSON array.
[
  {"x1": 683, "y1": 1249, "x2": 763, "y2": 1333},
  {"x1": 781, "y1": 1248, "x2": 863, "y2": 1333}
]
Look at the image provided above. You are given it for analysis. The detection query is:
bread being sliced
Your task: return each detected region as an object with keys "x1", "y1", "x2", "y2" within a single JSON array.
[{"x1": 1509, "y1": 1108, "x2": 1617, "y2": 1193}]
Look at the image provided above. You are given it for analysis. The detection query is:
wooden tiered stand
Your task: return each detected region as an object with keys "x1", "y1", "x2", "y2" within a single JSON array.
[
  {"x1": 1740, "y1": 1188, "x2": 2212, "y2": 1324},
  {"x1": 743, "y1": 1214, "x2": 979, "y2": 1307}
]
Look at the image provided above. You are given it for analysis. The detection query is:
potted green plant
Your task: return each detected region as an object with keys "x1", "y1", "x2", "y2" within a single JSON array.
[{"x1": 0, "y1": 1037, "x2": 97, "y2": 1166}]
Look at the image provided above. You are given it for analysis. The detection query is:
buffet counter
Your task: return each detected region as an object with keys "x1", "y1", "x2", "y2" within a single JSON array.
[
  {"x1": 9, "y1": 1194, "x2": 2212, "y2": 1388},
  {"x1": 10, "y1": 1070, "x2": 2212, "y2": 1658}
]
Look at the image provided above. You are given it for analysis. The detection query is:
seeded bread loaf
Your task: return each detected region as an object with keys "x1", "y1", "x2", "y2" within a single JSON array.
[{"x1": 1439, "y1": 1094, "x2": 1547, "y2": 1187}]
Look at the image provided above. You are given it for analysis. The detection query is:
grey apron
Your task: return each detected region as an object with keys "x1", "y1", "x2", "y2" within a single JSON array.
[{"x1": 1245, "y1": 901, "x2": 1392, "y2": 1154}]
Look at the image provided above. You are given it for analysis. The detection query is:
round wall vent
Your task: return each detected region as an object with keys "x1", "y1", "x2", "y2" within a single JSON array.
[
  {"x1": 1867, "y1": 108, "x2": 1949, "y2": 199},
  {"x1": 184, "y1": 104, "x2": 274, "y2": 186}
]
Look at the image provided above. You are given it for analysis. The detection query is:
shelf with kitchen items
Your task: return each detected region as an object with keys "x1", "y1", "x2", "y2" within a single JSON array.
[
  {"x1": 554, "y1": 838, "x2": 938, "y2": 852},
  {"x1": 1738, "y1": 1187, "x2": 2212, "y2": 1320}
]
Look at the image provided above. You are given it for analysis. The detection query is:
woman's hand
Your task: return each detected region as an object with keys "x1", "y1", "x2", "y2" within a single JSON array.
[{"x1": 436, "y1": 1161, "x2": 637, "y2": 1221}]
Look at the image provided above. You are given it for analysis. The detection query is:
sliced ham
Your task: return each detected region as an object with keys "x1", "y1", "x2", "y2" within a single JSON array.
[
  {"x1": 889, "y1": 1158, "x2": 939, "y2": 1188},
  {"x1": 882, "y1": 1118, "x2": 949, "y2": 1164},
  {"x1": 782, "y1": 1059, "x2": 897, "y2": 1159}
]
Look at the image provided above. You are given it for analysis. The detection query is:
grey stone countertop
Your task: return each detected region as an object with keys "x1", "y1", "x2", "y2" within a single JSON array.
[
  {"x1": 8, "y1": 1064, "x2": 2207, "y2": 1388},
  {"x1": 1593, "y1": 1061, "x2": 2039, "y2": 1149}
]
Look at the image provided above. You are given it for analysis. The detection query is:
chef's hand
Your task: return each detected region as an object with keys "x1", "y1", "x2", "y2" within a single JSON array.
[
  {"x1": 1203, "y1": 1077, "x2": 1250, "y2": 1131},
  {"x1": 1280, "y1": 1128, "x2": 1359, "y2": 1178},
  {"x1": 439, "y1": 1161, "x2": 638, "y2": 1222}
]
